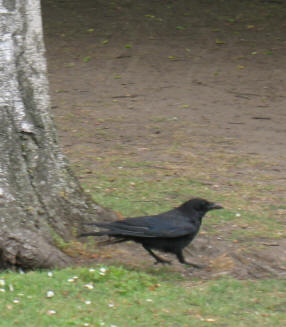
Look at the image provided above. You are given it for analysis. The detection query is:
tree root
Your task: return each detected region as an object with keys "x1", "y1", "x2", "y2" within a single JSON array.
[{"x1": 0, "y1": 229, "x2": 72, "y2": 269}]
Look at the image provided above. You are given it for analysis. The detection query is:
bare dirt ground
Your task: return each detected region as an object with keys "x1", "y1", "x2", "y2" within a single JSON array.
[{"x1": 42, "y1": 0, "x2": 286, "y2": 278}]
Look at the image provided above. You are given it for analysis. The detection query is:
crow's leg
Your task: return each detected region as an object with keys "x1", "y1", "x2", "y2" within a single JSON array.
[
  {"x1": 142, "y1": 245, "x2": 171, "y2": 265},
  {"x1": 175, "y1": 250, "x2": 203, "y2": 268}
]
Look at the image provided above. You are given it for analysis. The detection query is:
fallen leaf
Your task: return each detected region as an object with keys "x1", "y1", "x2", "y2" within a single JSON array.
[
  {"x1": 201, "y1": 318, "x2": 217, "y2": 322},
  {"x1": 216, "y1": 39, "x2": 225, "y2": 45}
]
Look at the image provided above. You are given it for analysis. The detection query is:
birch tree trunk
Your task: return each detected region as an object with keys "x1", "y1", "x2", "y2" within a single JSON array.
[{"x1": 0, "y1": 0, "x2": 113, "y2": 269}]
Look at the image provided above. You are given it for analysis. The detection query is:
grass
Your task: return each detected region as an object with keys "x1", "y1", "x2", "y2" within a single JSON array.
[
  {"x1": 0, "y1": 266, "x2": 285, "y2": 327},
  {"x1": 57, "y1": 112, "x2": 286, "y2": 327},
  {"x1": 76, "y1": 155, "x2": 286, "y2": 239},
  {"x1": 42, "y1": 0, "x2": 286, "y2": 325}
]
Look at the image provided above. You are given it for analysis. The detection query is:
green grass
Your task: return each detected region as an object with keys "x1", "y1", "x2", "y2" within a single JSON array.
[
  {"x1": 78, "y1": 160, "x2": 286, "y2": 239},
  {"x1": 42, "y1": 0, "x2": 286, "y2": 325},
  {"x1": 0, "y1": 266, "x2": 285, "y2": 327}
]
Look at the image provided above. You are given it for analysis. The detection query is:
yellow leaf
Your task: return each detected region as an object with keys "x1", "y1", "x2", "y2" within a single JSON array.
[
  {"x1": 201, "y1": 318, "x2": 217, "y2": 322},
  {"x1": 216, "y1": 39, "x2": 225, "y2": 45}
]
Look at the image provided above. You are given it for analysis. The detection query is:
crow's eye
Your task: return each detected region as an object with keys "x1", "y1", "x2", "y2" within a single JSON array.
[{"x1": 197, "y1": 202, "x2": 208, "y2": 211}]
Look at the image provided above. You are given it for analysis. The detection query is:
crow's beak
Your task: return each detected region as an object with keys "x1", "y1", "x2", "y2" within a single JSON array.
[{"x1": 208, "y1": 202, "x2": 223, "y2": 210}]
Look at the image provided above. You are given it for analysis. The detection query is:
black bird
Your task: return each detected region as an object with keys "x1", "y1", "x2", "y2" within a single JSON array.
[{"x1": 80, "y1": 198, "x2": 223, "y2": 267}]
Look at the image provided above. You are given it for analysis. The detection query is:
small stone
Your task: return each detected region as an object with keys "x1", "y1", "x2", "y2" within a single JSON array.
[
  {"x1": 46, "y1": 291, "x2": 55, "y2": 298},
  {"x1": 84, "y1": 284, "x2": 94, "y2": 290}
]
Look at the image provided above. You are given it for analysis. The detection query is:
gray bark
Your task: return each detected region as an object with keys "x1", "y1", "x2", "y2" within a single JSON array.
[{"x1": 0, "y1": 0, "x2": 113, "y2": 268}]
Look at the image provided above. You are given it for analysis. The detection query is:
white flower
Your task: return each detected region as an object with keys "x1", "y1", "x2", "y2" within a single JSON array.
[
  {"x1": 13, "y1": 299, "x2": 20, "y2": 304},
  {"x1": 85, "y1": 300, "x2": 91, "y2": 305},
  {"x1": 108, "y1": 303, "x2": 114, "y2": 308},
  {"x1": 146, "y1": 299, "x2": 153, "y2": 302},
  {"x1": 73, "y1": 276, "x2": 79, "y2": 280},
  {"x1": 89, "y1": 268, "x2": 95, "y2": 272},
  {"x1": 47, "y1": 272, "x2": 53, "y2": 277},
  {"x1": 47, "y1": 310, "x2": 56, "y2": 315},
  {"x1": 46, "y1": 291, "x2": 55, "y2": 298},
  {"x1": 0, "y1": 280, "x2": 5, "y2": 286},
  {"x1": 67, "y1": 278, "x2": 75, "y2": 283},
  {"x1": 84, "y1": 284, "x2": 94, "y2": 290},
  {"x1": 9, "y1": 284, "x2": 14, "y2": 292},
  {"x1": 236, "y1": 213, "x2": 241, "y2": 217},
  {"x1": 0, "y1": 288, "x2": 5, "y2": 293},
  {"x1": 83, "y1": 323, "x2": 90, "y2": 326},
  {"x1": 100, "y1": 267, "x2": 107, "y2": 273}
]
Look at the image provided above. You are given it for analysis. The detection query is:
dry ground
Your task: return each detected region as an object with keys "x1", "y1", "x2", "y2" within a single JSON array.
[{"x1": 42, "y1": 0, "x2": 286, "y2": 278}]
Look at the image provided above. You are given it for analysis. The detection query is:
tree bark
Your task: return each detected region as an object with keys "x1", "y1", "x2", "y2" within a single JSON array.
[{"x1": 0, "y1": 0, "x2": 114, "y2": 269}]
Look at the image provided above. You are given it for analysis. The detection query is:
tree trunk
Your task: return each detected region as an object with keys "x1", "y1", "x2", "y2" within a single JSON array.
[{"x1": 0, "y1": 0, "x2": 114, "y2": 269}]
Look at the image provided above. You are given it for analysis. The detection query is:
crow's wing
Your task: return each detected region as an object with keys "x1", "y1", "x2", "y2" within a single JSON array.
[{"x1": 87, "y1": 211, "x2": 200, "y2": 238}]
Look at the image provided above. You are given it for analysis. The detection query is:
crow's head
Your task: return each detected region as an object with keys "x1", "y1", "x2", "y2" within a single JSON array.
[{"x1": 179, "y1": 198, "x2": 223, "y2": 215}]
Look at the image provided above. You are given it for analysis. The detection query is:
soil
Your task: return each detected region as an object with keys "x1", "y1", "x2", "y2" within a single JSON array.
[{"x1": 42, "y1": 0, "x2": 286, "y2": 279}]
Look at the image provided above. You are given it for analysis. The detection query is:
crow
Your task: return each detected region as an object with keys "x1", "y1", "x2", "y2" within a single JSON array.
[{"x1": 80, "y1": 198, "x2": 222, "y2": 267}]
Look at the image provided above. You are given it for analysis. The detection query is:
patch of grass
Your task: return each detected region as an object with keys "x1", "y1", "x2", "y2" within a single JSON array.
[
  {"x1": 0, "y1": 267, "x2": 285, "y2": 327},
  {"x1": 82, "y1": 172, "x2": 215, "y2": 217},
  {"x1": 77, "y1": 156, "x2": 285, "y2": 239}
]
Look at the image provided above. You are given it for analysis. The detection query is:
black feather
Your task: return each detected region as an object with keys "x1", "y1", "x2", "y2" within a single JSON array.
[{"x1": 80, "y1": 198, "x2": 222, "y2": 266}]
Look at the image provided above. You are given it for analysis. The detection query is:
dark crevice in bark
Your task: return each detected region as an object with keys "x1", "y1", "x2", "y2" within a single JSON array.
[{"x1": 19, "y1": 130, "x2": 52, "y2": 230}]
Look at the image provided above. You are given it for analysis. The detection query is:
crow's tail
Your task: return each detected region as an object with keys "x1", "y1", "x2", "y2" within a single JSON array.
[{"x1": 79, "y1": 231, "x2": 128, "y2": 247}]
